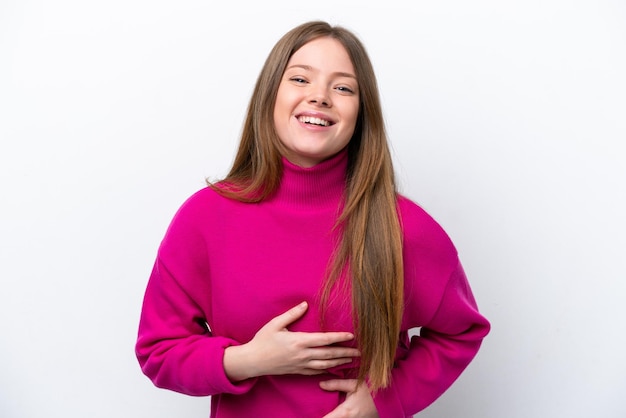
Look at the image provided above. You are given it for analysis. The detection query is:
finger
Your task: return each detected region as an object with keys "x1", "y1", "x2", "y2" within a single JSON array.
[
  {"x1": 305, "y1": 357, "x2": 355, "y2": 370},
  {"x1": 306, "y1": 347, "x2": 360, "y2": 361},
  {"x1": 267, "y1": 301, "x2": 309, "y2": 329},
  {"x1": 297, "y1": 331, "x2": 356, "y2": 347},
  {"x1": 319, "y1": 379, "x2": 358, "y2": 393}
]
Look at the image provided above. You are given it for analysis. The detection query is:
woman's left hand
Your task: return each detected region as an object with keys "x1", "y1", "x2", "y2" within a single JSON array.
[{"x1": 320, "y1": 379, "x2": 380, "y2": 418}]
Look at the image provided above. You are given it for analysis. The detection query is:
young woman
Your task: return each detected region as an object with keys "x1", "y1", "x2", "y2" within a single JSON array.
[{"x1": 136, "y1": 21, "x2": 490, "y2": 418}]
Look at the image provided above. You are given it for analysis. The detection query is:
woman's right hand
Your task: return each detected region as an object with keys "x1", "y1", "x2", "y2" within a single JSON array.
[{"x1": 223, "y1": 302, "x2": 360, "y2": 382}]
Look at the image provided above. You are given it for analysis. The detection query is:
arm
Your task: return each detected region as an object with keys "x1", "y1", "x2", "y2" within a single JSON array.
[
  {"x1": 136, "y1": 257, "x2": 257, "y2": 396},
  {"x1": 137, "y1": 262, "x2": 360, "y2": 395},
  {"x1": 373, "y1": 262, "x2": 490, "y2": 417},
  {"x1": 135, "y1": 194, "x2": 255, "y2": 396},
  {"x1": 136, "y1": 192, "x2": 360, "y2": 396}
]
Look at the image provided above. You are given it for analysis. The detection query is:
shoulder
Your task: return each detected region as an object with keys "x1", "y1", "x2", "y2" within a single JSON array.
[
  {"x1": 173, "y1": 186, "x2": 233, "y2": 216},
  {"x1": 163, "y1": 186, "x2": 234, "y2": 234},
  {"x1": 159, "y1": 186, "x2": 239, "y2": 253},
  {"x1": 396, "y1": 194, "x2": 458, "y2": 264}
]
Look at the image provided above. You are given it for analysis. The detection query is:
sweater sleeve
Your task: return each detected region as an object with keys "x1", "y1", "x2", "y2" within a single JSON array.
[
  {"x1": 372, "y1": 261, "x2": 490, "y2": 417},
  {"x1": 135, "y1": 191, "x2": 258, "y2": 396}
]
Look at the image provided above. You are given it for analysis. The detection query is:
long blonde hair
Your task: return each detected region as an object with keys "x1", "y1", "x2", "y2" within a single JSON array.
[{"x1": 212, "y1": 21, "x2": 403, "y2": 391}]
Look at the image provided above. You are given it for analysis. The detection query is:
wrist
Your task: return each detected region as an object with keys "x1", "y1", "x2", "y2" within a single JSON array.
[{"x1": 223, "y1": 343, "x2": 258, "y2": 382}]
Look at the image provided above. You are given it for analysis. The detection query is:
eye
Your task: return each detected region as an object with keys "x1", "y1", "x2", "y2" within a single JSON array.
[
  {"x1": 289, "y1": 77, "x2": 308, "y2": 84},
  {"x1": 335, "y1": 86, "x2": 355, "y2": 94}
]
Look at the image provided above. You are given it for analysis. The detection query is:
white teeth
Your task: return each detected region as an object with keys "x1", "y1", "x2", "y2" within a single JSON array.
[{"x1": 298, "y1": 116, "x2": 330, "y2": 126}]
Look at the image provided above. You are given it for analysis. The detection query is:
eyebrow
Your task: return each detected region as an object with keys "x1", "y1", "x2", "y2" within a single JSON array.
[{"x1": 285, "y1": 64, "x2": 357, "y2": 79}]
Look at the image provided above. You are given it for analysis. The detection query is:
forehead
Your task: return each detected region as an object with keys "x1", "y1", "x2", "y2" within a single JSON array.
[{"x1": 287, "y1": 37, "x2": 355, "y2": 74}]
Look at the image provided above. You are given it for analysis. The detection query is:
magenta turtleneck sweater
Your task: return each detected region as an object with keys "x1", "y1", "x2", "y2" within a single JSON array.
[{"x1": 136, "y1": 150, "x2": 490, "y2": 417}]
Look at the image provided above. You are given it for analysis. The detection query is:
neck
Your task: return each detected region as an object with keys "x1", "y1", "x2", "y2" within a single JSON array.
[{"x1": 268, "y1": 150, "x2": 348, "y2": 211}]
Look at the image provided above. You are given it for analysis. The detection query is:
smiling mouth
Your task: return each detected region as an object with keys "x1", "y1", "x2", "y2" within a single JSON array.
[{"x1": 298, "y1": 116, "x2": 332, "y2": 127}]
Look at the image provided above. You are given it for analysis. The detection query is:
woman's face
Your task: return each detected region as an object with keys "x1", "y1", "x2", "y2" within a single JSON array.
[{"x1": 273, "y1": 37, "x2": 360, "y2": 168}]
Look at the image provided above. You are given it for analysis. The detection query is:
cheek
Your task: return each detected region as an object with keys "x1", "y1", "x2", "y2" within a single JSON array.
[
  {"x1": 344, "y1": 103, "x2": 360, "y2": 134},
  {"x1": 273, "y1": 95, "x2": 287, "y2": 131},
  {"x1": 274, "y1": 91, "x2": 296, "y2": 125}
]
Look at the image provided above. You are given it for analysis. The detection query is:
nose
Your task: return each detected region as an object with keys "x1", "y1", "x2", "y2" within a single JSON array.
[{"x1": 308, "y1": 88, "x2": 331, "y2": 107}]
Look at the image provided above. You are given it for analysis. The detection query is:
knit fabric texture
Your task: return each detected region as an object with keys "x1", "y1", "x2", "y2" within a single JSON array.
[{"x1": 136, "y1": 150, "x2": 490, "y2": 417}]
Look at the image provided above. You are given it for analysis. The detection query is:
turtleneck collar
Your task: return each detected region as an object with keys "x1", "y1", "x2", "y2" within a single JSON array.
[{"x1": 268, "y1": 149, "x2": 348, "y2": 211}]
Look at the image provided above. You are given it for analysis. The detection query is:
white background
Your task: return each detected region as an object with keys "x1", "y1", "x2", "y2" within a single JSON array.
[{"x1": 1, "y1": 1, "x2": 624, "y2": 417}]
